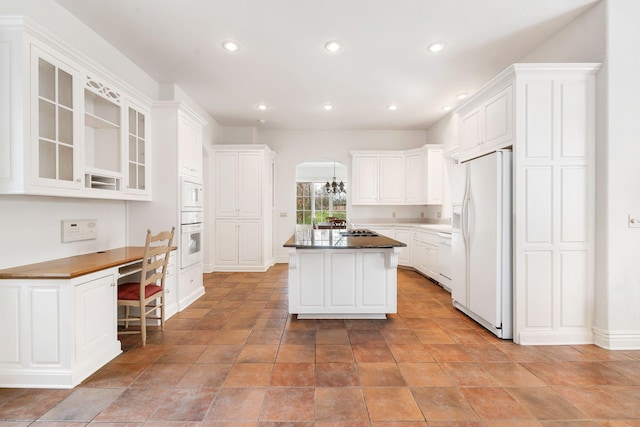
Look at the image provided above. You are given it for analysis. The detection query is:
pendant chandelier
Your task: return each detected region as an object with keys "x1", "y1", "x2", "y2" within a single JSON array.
[{"x1": 325, "y1": 162, "x2": 346, "y2": 194}]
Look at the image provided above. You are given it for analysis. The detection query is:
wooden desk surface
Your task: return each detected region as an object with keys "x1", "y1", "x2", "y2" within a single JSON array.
[{"x1": 0, "y1": 247, "x2": 149, "y2": 280}]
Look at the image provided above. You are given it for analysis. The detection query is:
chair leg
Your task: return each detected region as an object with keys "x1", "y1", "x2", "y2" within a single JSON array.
[
  {"x1": 141, "y1": 302, "x2": 147, "y2": 346},
  {"x1": 124, "y1": 306, "x2": 130, "y2": 329},
  {"x1": 160, "y1": 295, "x2": 165, "y2": 332}
]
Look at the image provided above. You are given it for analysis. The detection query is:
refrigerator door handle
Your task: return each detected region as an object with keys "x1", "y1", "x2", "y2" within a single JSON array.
[{"x1": 461, "y1": 171, "x2": 470, "y2": 247}]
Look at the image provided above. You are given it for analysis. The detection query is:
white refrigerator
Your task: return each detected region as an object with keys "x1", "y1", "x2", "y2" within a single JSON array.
[{"x1": 451, "y1": 150, "x2": 512, "y2": 339}]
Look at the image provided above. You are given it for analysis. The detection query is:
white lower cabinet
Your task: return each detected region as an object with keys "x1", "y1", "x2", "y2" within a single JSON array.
[
  {"x1": 354, "y1": 224, "x2": 448, "y2": 280},
  {"x1": 412, "y1": 230, "x2": 439, "y2": 281},
  {"x1": 74, "y1": 274, "x2": 117, "y2": 366},
  {"x1": 178, "y1": 263, "x2": 204, "y2": 312},
  {"x1": 164, "y1": 251, "x2": 178, "y2": 319},
  {"x1": 437, "y1": 233, "x2": 452, "y2": 291},
  {"x1": 214, "y1": 219, "x2": 264, "y2": 270},
  {"x1": 393, "y1": 228, "x2": 412, "y2": 267},
  {"x1": 0, "y1": 269, "x2": 121, "y2": 388}
]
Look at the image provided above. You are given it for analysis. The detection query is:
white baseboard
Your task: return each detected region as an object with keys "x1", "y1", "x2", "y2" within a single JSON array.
[
  {"x1": 178, "y1": 286, "x2": 205, "y2": 312},
  {"x1": 274, "y1": 255, "x2": 289, "y2": 264},
  {"x1": 515, "y1": 330, "x2": 594, "y2": 346},
  {"x1": 593, "y1": 327, "x2": 640, "y2": 350},
  {"x1": 212, "y1": 259, "x2": 276, "y2": 273},
  {"x1": 203, "y1": 263, "x2": 214, "y2": 273}
]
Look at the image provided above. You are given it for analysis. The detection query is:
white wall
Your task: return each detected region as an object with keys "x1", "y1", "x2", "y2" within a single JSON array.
[
  {"x1": 595, "y1": 0, "x2": 640, "y2": 347},
  {"x1": 254, "y1": 129, "x2": 435, "y2": 261},
  {"x1": 0, "y1": 196, "x2": 126, "y2": 268}
]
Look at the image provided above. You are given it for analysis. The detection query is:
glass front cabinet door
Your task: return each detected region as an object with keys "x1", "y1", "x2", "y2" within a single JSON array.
[
  {"x1": 125, "y1": 103, "x2": 150, "y2": 196},
  {"x1": 32, "y1": 47, "x2": 82, "y2": 190}
]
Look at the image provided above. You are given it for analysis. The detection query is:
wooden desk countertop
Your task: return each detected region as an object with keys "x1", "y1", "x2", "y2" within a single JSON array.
[{"x1": 0, "y1": 247, "x2": 150, "y2": 280}]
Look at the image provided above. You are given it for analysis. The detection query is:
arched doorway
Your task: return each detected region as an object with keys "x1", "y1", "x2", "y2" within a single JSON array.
[{"x1": 295, "y1": 161, "x2": 347, "y2": 227}]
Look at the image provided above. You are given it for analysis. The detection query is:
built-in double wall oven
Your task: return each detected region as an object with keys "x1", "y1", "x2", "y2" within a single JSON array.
[{"x1": 181, "y1": 178, "x2": 204, "y2": 269}]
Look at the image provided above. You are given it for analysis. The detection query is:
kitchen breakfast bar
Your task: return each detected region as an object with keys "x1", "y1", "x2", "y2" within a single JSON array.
[{"x1": 284, "y1": 229, "x2": 406, "y2": 319}]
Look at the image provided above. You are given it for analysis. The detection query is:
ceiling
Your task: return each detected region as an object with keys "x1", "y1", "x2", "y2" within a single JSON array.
[{"x1": 55, "y1": 0, "x2": 598, "y2": 131}]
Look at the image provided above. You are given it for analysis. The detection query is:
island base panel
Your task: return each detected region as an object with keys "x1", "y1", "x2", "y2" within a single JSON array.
[{"x1": 296, "y1": 313, "x2": 387, "y2": 320}]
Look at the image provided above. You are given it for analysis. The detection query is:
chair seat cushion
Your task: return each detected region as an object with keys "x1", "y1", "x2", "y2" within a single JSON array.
[{"x1": 118, "y1": 282, "x2": 163, "y2": 300}]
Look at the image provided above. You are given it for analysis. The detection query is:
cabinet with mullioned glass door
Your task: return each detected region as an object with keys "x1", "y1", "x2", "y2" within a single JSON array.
[
  {"x1": 31, "y1": 46, "x2": 83, "y2": 191},
  {"x1": 0, "y1": 18, "x2": 152, "y2": 200}
]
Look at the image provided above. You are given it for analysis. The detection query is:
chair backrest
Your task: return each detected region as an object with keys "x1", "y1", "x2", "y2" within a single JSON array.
[
  {"x1": 139, "y1": 227, "x2": 175, "y2": 294},
  {"x1": 328, "y1": 217, "x2": 347, "y2": 227}
]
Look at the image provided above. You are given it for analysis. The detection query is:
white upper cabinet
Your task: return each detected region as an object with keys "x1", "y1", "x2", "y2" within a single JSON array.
[
  {"x1": 124, "y1": 102, "x2": 150, "y2": 196},
  {"x1": 178, "y1": 110, "x2": 204, "y2": 179},
  {"x1": 82, "y1": 75, "x2": 122, "y2": 192},
  {"x1": 352, "y1": 145, "x2": 443, "y2": 206},
  {"x1": 351, "y1": 152, "x2": 404, "y2": 205},
  {"x1": 458, "y1": 84, "x2": 513, "y2": 162},
  {"x1": 31, "y1": 47, "x2": 83, "y2": 190},
  {"x1": 404, "y1": 151, "x2": 422, "y2": 204},
  {"x1": 423, "y1": 145, "x2": 444, "y2": 204},
  {"x1": 351, "y1": 155, "x2": 379, "y2": 205},
  {"x1": 214, "y1": 150, "x2": 264, "y2": 217},
  {"x1": 404, "y1": 145, "x2": 444, "y2": 205},
  {"x1": 378, "y1": 155, "x2": 404, "y2": 204},
  {"x1": 0, "y1": 17, "x2": 152, "y2": 200}
]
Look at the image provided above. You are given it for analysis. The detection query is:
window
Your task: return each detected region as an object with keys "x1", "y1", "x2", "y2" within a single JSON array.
[{"x1": 296, "y1": 182, "x2": 347, "y2": 225}]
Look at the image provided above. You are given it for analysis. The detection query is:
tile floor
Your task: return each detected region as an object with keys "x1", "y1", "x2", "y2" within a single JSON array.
[{"x1": 1, "y1": 264, "x2": 640, "y2": 426}]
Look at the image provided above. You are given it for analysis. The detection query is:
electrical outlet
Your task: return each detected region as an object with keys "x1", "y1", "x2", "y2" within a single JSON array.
[
  {"x1": 420, "y1": 212, "x2": 424, "y2": 218},
  {"x1": 392, "y1": 212, "x2": 396, "y2": 218},
  {"x1": 437, "y1": 211, "x2": 442, "y2": 218}
]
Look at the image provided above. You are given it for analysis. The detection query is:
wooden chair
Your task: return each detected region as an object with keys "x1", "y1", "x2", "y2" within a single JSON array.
[
  {"x1": 327, "y1": 217, "x2": 347, "y2": 228},
  {"x1": 117, "y1": 227, "x2": 175, "y2": 346}
]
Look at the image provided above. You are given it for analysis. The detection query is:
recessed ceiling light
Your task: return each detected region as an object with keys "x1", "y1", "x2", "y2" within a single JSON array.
[
  {"x1": 441, "y1": 105, "x2": 452, "y2": 111},
  {"x1": 324, "y1": 40, "x2": 342, "y2": 52},
  {"x1": 456, "y1": 93, "x2": 468, "y2": 100},
  {"x1": 222, "y1": 40, "x2": 240, "y2": 52},
  {"x1": 256, "y1": 103, "x2": 268, "y2": 110},
  {"x1": 427, "y1": 41, "x2": 446, "y2": 53},
  {"x1": 386, "y1": 104, "x2": 398, "y2": 111},
  {"x1": 323, "y1": 104, "x2": 334, "y2": 111}
]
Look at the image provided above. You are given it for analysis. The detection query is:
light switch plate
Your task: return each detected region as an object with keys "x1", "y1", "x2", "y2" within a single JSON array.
[
  {"x1": 62, "y1": 219, "x2": 98, "y2": 242},
  {"x1": 629, "y1": 214, "x2": 640, "y2": 228}
]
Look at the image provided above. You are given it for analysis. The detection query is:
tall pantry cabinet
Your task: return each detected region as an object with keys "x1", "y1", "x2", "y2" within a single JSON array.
[
  {"x1": 212, "y1": 145, "x2": 275, "y2": 272},
  {"x1": 455, "y1": 63, "x2": 599, "y2": 346},
  {"x1": 127, "y1": 101, "x2": 207, "y2": 318}
]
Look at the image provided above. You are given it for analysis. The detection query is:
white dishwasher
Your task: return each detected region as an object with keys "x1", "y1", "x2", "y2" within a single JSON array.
[{"x1": 437, "y1": 232, "x2": 452, "y2": 292}]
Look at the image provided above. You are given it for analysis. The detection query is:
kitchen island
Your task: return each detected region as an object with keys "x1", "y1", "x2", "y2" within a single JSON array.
[{"x1": 283, "y1": 229, "x2": 406, "y2": 319}]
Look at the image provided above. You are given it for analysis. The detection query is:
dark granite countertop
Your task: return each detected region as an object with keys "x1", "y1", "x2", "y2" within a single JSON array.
[{"x1": 283, "y1": 229, "x2": 407, "y2": 249}]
